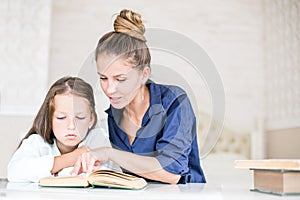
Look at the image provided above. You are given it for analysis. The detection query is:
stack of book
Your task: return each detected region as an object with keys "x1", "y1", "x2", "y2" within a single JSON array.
[{"x1": 234, "y1": 159, "x2": 300, "y2": 195}]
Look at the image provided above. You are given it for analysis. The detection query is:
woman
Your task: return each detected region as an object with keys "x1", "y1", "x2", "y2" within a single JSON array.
[{"x1": 72, "y1": 9, "x2": 206, "y2": 184}]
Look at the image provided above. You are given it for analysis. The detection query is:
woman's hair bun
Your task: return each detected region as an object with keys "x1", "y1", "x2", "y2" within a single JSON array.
[{"x1": 114, "y1": 9, "x2": 146, "y2": 42}]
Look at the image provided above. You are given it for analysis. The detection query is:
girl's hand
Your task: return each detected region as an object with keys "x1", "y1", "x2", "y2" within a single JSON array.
[
  {"x1": 71, "y1": 147, "x2": 111, "y2": 175},
  {"x1": 73, "y1": 146, "x2": 89, "y2": 156},
  {"x1": 51, "y1": 146, "x2": 90, "y2": 175}
]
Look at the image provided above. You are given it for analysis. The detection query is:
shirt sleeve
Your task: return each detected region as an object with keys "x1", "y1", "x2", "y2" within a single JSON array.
[
  {"x1": 155, "y1": 93, "x2": 196, "y2": 180},
  {"x1": 7, "y1": 135, "x2": 55, "y2": 182}
]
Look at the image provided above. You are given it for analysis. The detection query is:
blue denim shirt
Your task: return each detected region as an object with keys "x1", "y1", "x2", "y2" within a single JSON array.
[{"x1": 105, "y1": 81, "x2": 206, "y2": 183}]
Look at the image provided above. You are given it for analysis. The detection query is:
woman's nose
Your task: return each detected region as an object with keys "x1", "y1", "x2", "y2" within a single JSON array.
[{"x1": 106, "y1": 80, "x2": 118, "y2": 94}]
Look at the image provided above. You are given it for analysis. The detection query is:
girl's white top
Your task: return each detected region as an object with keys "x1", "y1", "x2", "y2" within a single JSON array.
[{"x1": 7, "y1": 127, "x2": 121, "y2": 182}]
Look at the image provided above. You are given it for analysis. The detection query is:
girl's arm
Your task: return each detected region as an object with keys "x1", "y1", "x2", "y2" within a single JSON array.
[
  {"x1": 51, "y1": 146, "x2": 88, "y2": 175},
  {"x1": 7, "y1": 134, "x2": 88, "y2": 182}
]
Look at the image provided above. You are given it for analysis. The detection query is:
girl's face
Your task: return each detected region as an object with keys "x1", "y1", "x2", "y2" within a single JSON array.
[
  {"x1": 52, "y1": 94, "x2": 93, "y2": 153},
  {"x1": 96, "y1": 54, "x2": 146, "y2": 109}
]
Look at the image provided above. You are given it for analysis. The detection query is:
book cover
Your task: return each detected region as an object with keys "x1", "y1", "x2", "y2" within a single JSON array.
[
  {"x1": 39, "y1": 170, "x2": 147, "y2": 190},
  {"x1": 251, "y1": 169, "x2": 300, "y2": 195}
]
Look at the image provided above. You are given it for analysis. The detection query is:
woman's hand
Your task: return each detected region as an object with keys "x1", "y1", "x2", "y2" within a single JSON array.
[
  {"x1": 71, "y1": 147, "x2": 112, "y2": 175},
  {"x1": 72, "y1": 147, "x2": 180, "y2": 184}
]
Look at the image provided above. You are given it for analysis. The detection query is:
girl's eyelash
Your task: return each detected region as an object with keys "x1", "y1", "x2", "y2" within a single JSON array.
[{"x1": 56, "y1": 116, "x2": 85, "y2": 120}]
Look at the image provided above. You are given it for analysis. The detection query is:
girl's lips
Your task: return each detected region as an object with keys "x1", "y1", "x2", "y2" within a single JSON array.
[{"x1": 65, "y1": 134, "x2": 77, "y2": 139}]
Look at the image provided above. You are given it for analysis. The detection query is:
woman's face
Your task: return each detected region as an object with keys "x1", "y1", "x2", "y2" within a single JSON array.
[
  {"x1": 52, "y1": 94, "x2": 93, "y2": 153},
  {"x1": 96, "y1": 54, "x2": 145, "y2": 109}
]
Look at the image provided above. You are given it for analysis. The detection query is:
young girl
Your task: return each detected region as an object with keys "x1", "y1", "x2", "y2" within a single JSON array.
[{"x1": 7, "y1": 76, "x2": 118, "y2": 182}]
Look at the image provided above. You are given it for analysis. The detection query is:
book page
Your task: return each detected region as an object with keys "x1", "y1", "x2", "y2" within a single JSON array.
[{"x1": 234, "y1": 159, "x2": 300, "y2": 170}]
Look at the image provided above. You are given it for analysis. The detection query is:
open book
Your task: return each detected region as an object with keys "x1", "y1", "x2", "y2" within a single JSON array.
[{"x1": 39, "y1": 170, "x2": 147, "y2": 190}]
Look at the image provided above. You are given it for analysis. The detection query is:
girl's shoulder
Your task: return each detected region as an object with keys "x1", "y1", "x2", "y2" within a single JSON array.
[
  {"x1": 17, "y1": 133, "x2": 57, "y2": 154},
  {"x1": 22, "y1": 133, "x2": 46, "y2": 143},
  {"x1": 83, "y1": 127, "x2": 111, "y2": 149},
  {"x1": 88, "y1": 127, "x2": 108, "y2": 138}
]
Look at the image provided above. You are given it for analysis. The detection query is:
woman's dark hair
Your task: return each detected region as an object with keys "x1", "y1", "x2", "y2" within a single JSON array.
[{"x1": 95, "y1": 9, "x2": 151, "y2": 70}]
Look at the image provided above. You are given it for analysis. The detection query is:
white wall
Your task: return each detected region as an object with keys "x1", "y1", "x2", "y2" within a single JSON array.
[
  {"x1": 263, "y1": 0, "x2": 300, "y2": 158},
  {"x1": 0, "y1": 0, "x2": 52, "y2": 178},
  {"x1": 0, "y1": 0, "x2": 51, "y2": 115}
]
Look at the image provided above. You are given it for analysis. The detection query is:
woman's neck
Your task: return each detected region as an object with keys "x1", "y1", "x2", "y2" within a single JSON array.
[
  {"x1": 121, "y1": 85, "x2": 150, "y2": 144},
  {"x1": 124, "y1": 85, "x2": 150, "y2": 125}
]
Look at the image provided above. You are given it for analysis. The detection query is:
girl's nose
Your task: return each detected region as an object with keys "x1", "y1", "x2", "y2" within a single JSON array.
[{"x1": 68, "y1": 118, "x2": 76, "y2": 130}]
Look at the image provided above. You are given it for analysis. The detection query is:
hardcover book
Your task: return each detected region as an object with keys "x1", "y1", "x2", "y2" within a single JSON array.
[
  {"x1": 252, "y1": 169, "x2": 300, "y2": 195},
  {"x1": 235, "y1": 159, "x2": 300, "y2": 195}
]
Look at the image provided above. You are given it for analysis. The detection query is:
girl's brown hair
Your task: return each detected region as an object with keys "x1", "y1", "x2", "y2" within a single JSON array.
[
  {"x1": 18, "y1": 76, "x2": 97, "y2": 148},
  {"x1": 95, "y1": 9, "x2": 151, "y2": 70}
]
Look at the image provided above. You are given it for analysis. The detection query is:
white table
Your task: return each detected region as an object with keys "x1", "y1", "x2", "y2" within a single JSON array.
[{"x1": 1, "y1": 179, "x2": 299, "y2": 200}]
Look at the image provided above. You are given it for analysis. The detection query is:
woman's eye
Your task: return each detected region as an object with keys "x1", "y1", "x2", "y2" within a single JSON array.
[
  {"x1": 56, "y1": 116, "x2": 66, "y2": 120},
  {"x1": 76, "y1": 116, "x2": 86, "y2": 120},
  {"x1": 100, "y1": 77, "x2": 107, "y2": 81},
  {"x1": 117, "y1": 78, "x2": 126, "y2": 82}
]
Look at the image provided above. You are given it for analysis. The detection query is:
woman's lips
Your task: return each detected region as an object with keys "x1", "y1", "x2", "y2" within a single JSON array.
[{"x1": 109, "y1": 97, "x2": 121, "y2": 104}]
